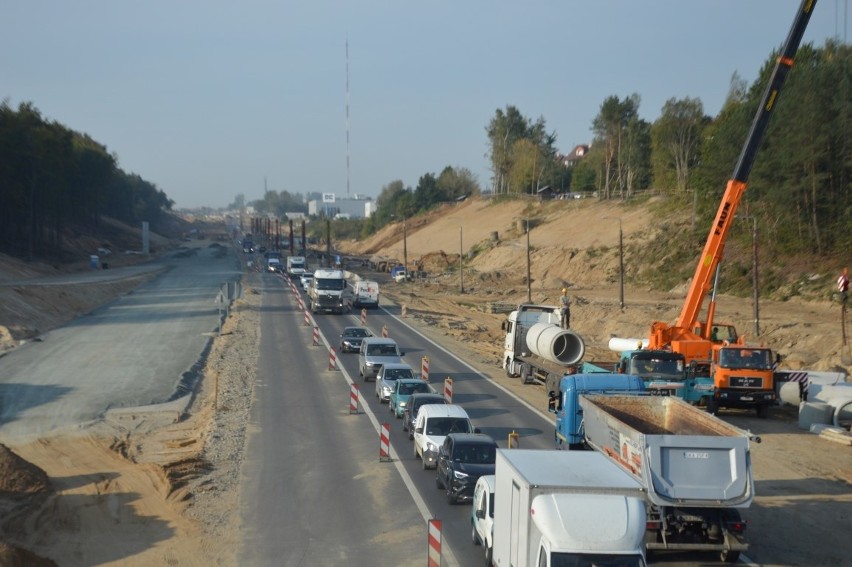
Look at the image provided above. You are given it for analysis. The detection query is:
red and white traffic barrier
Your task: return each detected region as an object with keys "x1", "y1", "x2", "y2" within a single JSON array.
[
  {"x1": 361, "y1": 308, "x2": 367, "y2": 326},
  {"x1": 402, "y1": 303, "x2": 407, "y2": 318},
  {"x1": 349, "y1": 383, "x2": 359, "y2": 414},
  {"x1": 298, "y1": 297, "x2": 304, "y2": 311},
  {"x1": 421, "y1": 355, "x2": 430, "y2": 382},
  {"x1": 312, "y1": 325, "x2": 319, "y2": 347},
  {"x1": 443, "y1": 377, "x2": 453, "y2": 404},
  {"x1": 328, "y1": 347, "x2": 338, "y2": 370},
  {"x1": 381, "y1": 324, "x2": 388, "y2": 338},
  {"x1": 304, "y1": 309, "x2": 311, "y2": 326},
  {"x1": 379, "y1": 422, "x2": 391, "y2": 461},
  {"x1": 427, "y1": 519, "x2": 442, "y2": 567}
]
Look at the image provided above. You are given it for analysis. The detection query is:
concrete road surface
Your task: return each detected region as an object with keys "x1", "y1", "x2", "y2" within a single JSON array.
[{"x1": 0, "y1": 244, "x2": 242, "y2": 443}]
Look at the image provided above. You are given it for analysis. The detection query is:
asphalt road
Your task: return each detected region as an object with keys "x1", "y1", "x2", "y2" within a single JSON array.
[
  {"x1": 0, "y1": 244, "x2": 242, "y2": 442},
  {"x1": 248, "y1": 276, "x2": 720, "y2": 566}
]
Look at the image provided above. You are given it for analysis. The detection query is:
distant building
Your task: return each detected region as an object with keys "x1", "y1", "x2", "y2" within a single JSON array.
[
  {"x1": 558, "y1": 144, "x2": 590, "y2": 168},
  {"x1": 308, "y1": 195, "x2": 373, "y2": 219}
]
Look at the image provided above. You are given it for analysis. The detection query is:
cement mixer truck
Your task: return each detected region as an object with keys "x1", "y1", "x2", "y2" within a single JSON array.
[{"x1": 502, "y1": 304, "x2": 599, "y2": 394}]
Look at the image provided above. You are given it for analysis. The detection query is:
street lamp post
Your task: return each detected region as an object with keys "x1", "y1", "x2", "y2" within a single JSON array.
[{"x1": 602, "y1": 216, "x2": 624, "y2": 309}]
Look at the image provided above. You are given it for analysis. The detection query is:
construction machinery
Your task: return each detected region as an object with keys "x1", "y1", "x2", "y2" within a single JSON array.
[{"x1": 647, "y1": 0, "x2": 816, "y2": 417}]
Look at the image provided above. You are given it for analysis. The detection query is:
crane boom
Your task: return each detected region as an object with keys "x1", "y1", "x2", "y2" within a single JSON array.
[{"x1": 675, "y1": 0, "x2": 817, "y2": 335}]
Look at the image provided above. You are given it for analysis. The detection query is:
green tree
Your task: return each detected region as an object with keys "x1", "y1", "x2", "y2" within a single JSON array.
[{"x1": 651, "y1": 97, "x2": 707, "y2": 193}]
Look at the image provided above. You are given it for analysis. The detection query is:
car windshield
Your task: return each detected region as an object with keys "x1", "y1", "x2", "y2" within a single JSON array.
[
  {"x1": 454, "y1": 443, "x2": 496, "y2": 464},
  {"x1": 426, "y1": 418, "x2": 472, "y2": 436},
  {"x1": 345, "y1": 328, "x2": 370, "y2": 338},
  {"x1": 718, "y1": 348, "x2": 773, "y2": 370},
  {"x1": 316, "y1": 278, "x2": 344, "y2": 291},
  {"x1": 628, "y1": 357, "x2": 685, "y2": 380},
  {"x1": 399, "y1": 382, "x2": 430, "y2": 395},
  {"x1": 384, "y1": 368, "x2": 413, "y2": 381},
  {"x1": 369, "y1": 344, "x2": 399, "y2": 356}
]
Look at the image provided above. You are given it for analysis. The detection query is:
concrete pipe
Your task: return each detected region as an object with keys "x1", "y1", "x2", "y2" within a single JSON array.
[
  {"x1": 608, "y1": 337, "x2": 649, "y2": 353},
  {"x1": 828, "y1": 397, "x2": 852, "y2": 429},
  {"x1": 797, "y1": 402, "x2": 834, "y2": 430},
  {"x1": 779, "y1": 381, "x2": 804, "y2": 406},
  {"x1": 526, "y1": 323, "x2": 585, "y2": 366}
]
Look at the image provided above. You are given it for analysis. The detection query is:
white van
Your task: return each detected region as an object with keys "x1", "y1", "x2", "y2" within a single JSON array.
[
  {"x1": 413, "y1": 404, "x2": 476, "y2": 469},
  {"x1": 353, "y1": 280, "x2": 380, "y2": 309}
]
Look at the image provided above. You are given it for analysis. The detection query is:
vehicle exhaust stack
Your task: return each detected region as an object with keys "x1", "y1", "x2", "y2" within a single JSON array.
[{"x1": 525, "y1": 323, "x2": 585, "y2": 366}]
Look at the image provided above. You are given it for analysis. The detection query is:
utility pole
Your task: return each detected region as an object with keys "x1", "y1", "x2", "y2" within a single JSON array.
[
  {"x1": 526, "y1": 219, "x2": 532, "y2": 302},
  {"x1": 459, "y1": 226, "x2": 464, "y2": 294}
]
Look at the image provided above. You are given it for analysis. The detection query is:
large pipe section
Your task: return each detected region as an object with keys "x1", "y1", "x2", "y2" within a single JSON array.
[
  {"x1": 608, "y1": 337, "x2": 649, "y2": 353},
  {"x1": 525, "y1": 323, "x2": 585, "y2": 366}
]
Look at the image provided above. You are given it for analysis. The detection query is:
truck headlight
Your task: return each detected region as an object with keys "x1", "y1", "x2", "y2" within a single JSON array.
[{"x1": 426, "y1": 442, "x2": 437, "y2": 452}]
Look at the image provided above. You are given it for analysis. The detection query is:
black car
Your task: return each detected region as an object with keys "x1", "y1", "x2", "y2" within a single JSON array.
[
  {"x1": 403, "y1": 393, "x2": 447, "y2": 439},
  {"x1": 339, "y1": 326, "x2": 374, "y2": 353},
  {"x1": 435, "y1": 433, "x2": 497, "y2": 504}
]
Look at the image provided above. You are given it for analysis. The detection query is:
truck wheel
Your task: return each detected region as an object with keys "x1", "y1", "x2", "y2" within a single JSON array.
[{"x1": 721, "y1": 550, "x2": 740, "y2": 563}]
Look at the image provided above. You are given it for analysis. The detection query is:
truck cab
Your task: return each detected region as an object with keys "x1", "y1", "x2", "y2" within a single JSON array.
[
  {"x1": 308, "y1": 269, "x2": 352, "y2": 314},
  {"x1": 286, "y1": 255, "x2": 307, "y2": 279},
  {"x1": 551, "y1": 373, "x2": 645, "y2": 448},
  {"x1": 709, "y1": 345, "x2": 777, "y2": 417}
]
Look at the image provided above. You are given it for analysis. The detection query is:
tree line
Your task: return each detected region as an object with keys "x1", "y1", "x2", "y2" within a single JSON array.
[
  {"x1": 0, "y1": 101, "x2": 173, "y2": 260},
  {"x1": 486, "y1": 40, "x2": 850, "y2": 256}
]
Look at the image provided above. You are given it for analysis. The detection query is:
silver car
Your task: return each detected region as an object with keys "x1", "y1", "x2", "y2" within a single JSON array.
[
  {"x1": 358, "y1": 337, "x2": 404, "y2": 382},
  {"x1": 375, "y1": 363, "x2": 416, "y2": 403}
]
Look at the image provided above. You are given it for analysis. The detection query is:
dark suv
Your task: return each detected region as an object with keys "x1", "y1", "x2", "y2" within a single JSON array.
[{"x1": 435, "y1": 433, "x2": 498, "y2": 504}]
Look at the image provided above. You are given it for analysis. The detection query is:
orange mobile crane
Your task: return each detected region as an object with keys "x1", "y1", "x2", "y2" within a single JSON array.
[{"x1": 647, "y1": 0, "x2": 816, "y2": 417}]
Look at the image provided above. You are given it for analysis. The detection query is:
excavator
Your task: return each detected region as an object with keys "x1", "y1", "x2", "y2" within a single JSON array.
[{"x1": 647, "y1": 0, "x2": 816, "y2": 417}]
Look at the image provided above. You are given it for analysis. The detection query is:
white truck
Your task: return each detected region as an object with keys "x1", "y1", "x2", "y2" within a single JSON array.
[
  {"x1": 502, "y1": 303, "x2": 588, "y2": 392},
  {"x1": 308, "y1": 269, "x2": 352, "y2": 314},
  {"x1": 492, "y1": 449, "x2": 647, "y2": 567},
  {"x1": 579, "y1": 394, "x2": 755, "y2": 563},
  {"x1": 286, "y1": 255, "x2": 306, "y2": 279}
]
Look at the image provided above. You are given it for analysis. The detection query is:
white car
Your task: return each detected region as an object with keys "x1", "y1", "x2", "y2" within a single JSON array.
[
  {"x1": 413, "y1": 404, "x2": 475, "y2": 469},
  {"x1": 300, "y1": 273, "x2": 314, "y2": 291}
]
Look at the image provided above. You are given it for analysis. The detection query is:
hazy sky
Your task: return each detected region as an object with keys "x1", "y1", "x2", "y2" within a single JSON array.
[{"x1": 2, "y1": 1, "x2": 848, "y2": 209}]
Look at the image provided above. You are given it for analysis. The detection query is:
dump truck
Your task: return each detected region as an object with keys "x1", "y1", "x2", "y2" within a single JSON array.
[
  {"x1": 551, "y1": 372, "x2": 646, "y2": 448},
  {"x1": 492, "y1": 449, "x2": 647, "y2": 567},
  {"x1": 578, "y1": 394, "x2": 756, "y2": 563}
]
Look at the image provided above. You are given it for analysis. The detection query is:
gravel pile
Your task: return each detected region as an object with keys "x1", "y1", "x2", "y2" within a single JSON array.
[{"x1": 181, "y1": 272, "x2": 261, "y2": 553}]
